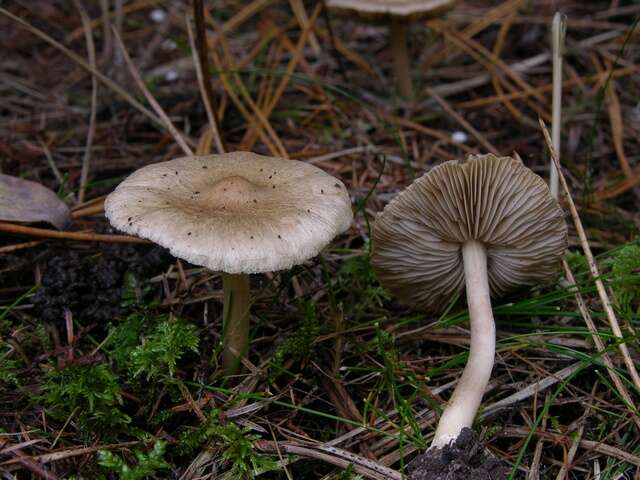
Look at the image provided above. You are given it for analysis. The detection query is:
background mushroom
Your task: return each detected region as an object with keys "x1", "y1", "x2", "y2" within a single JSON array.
[
  {"x1": 372, "y1": 153, "x2": 567, "y2": 448},
  {"x1": 326, "y1": 0, "x2": 456, "y2": 99},
  {"x1": 105, "y1": 151, "x2": 353, "y2": 374}
]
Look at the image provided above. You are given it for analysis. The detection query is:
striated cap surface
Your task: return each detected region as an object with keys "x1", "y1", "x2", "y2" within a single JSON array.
[
  {"x1": 326, "y1": 0, "x2": 455, "y2": 22},
  {"x1": 105, "y1": 152, "x2": 353, "y2": 274},
  {"x1": 372, "y1": 154, "x2": 567, "y2": 311}
]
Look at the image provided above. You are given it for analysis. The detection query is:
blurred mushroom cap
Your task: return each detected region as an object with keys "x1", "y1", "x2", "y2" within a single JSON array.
[
  {"x1": 105, "y1": 152, "x2": 353, "y2": 274},
  {"x1": 326, "y1": 0, "x2": 456, "y2": 22},
  {"x1": 372, "y1": 154, "x2": 567, "y2": 311}
]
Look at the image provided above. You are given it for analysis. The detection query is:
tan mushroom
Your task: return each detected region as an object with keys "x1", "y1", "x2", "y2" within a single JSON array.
[
  {"x1": 326, "y1": 0, "x2": 456, "y2": 99},
  {"x1": 372, "y1": 153, "x2": 567, "y2": 448},
  {"x1": 105, "y1": 151, "x2": 353, "y2": 374}
]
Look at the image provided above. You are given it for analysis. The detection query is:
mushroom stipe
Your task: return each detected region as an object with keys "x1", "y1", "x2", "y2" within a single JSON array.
[
  {"x1": 326, "y1": 0, "x2": 456, "y2": 99},
  {"x1": 372, "y1": 153, "x2": 567, "y2": 448}
]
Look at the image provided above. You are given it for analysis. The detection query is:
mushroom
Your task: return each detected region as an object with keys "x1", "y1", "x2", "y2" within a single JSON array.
[
  {"x1": 105, "y1": 151, "x2": 353, "y2": 374},
  {"x1": 371, "y1": 153, "x2": 567, "y2": 448},
  {"x1": 326, "y1": 0, "x2": 456, "y2": 99}
]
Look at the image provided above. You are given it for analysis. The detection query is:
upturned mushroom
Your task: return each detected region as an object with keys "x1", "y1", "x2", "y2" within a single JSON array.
[
  {"x1": 105, "y1": 151, "x2": 353, "y2": 374},
  {"x1": 371, "y1": 153, "x2": 567, "y2": 448},
  {"x1": 326, "y1": 0, "x2": 455, "y2": 99}
]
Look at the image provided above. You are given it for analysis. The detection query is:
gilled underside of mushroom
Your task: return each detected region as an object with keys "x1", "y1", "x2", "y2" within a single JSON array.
[
  {"x1": 372, "y1": 154, "x2": 567, "y2": 448},
  {"x1": 373, "y1": 155, "x2": 567, "y2": 311}
]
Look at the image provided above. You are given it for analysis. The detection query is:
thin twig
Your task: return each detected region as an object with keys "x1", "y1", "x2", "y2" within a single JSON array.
[
  {"x1": 38, "y1": 140, "x2": 65, "y2": 188},
  {"x1": 98, "y1": 0, "x2": 112, "y2": 64},
  {"x1": 213, "y1": 23, "x2": 289, "y2": 158},
  {"x1": 528, "y1": 393, "x2": 549, "y2": 480},
  {"x1": 191, "y1": 0, "x2": 225, "y2": 154},
  {"x1": 73, "y1": 0, "x2": 98, "y2": 204},
  {"x1": 0, "y1": 438, "x2": 58, "y2": 480},
  {"x1": 0, "y1": 222, "x2": 147, "y2": 244},
  {"x1": 241, "y1": 3, "x2": 323, "y2": 153},
  {"x1": 0, "y1": 240, "x2": 42, "y2": 254},
  {"x1": 255, "y1": 440, "x2": 402, "y2": 480},
  {"x1": 71, "y1": 203, "x2": 105, "y2": 219},
  {"x1": 550, "y1": 12, "x2": 566, "y2": 199},
  {"x1": 555, "y1": 412, "x2": 588, "y2": 479},
  {"x1": 562, "y1": 259, "x2": 640, "y2": 430},
  {"x1": 289, "y1": 0, "x2": 321, "y2": 55},
  {"x1": 503, "y1": 427, "x2": 640, "y2": 467},
  {"x1": 0, "y1": 7, "x2": 168, "y2": 134},
  {"x1": 426, "y1": 88, "x2": 500, "y2": 155},
  {"x1": 111, "y1": 27, "x2": 193, "y2": 156},
  {"x1": 540, "y1": 118, "x2": 640, "y2": 393}
]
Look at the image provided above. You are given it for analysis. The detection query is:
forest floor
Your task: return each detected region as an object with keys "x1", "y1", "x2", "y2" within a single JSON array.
[{"x1": 1, "y1": 1, "x2": 640, "y2": 479}]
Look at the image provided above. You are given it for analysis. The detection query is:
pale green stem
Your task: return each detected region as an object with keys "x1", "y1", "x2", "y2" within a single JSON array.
[{"x1": 222, "y1": 272, "x2": 251, "y2": 375}]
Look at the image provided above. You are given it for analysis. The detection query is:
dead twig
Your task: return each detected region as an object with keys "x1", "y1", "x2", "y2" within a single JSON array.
[
  {"x1": 562, "y1": 260, "x2": 640, "y2": 430},
  {"x1": 0, "y1": 222, "x2": 147, "y2": 244},
  {"x1": 550, "y1": 12, "x2": 566, "y2": 199},
  {"x1": 255, "y1": 440, "x2": 402, "y2": 480},
  {"x1": 112, "y1": 27, "x2": 193, "y2": 156},
  {"x1": 72, "y1": 0, "x2": 98, "y2": 204},
  {"x1": 190, "y1": 0, "x2": 225, "y2": 154},
  {"x1": 502, "y1": 427, "x2": 640, "y2": 467},
  {"x1": 540, "y1": 118, "x2": 640, "y2": 394},
  {"x1": 426, "y1": 88, "x2": 499, "y2": 155},
  {"x1": 0, "y1": 7, "x2": 168, "y2": 136},
  {"x1": 0, "y1": 438, "x2": 58, "y2": 480}
]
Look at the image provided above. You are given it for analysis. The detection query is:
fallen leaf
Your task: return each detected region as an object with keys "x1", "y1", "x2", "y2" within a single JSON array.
[{"x1": 0, "y1": 174, "x2": 71, "y2": 230}]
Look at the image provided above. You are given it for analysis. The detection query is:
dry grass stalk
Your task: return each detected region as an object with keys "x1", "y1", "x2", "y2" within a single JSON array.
[
  {"x1": 72, "y1": 0, "x2": 98, "y2": 204},
  {"x1": 190, "y1": 0, "x2": 225, "y2": 155},
  {"x1": 426, "y1": 87, "x2": 499, "y2": 154},
  {"x1": 0, "y1": 7, "x2": 168, "y2": 134},
  {"x1": 491, "y1": 8, "x2": 527, "y2": 124},
  {"x1": 112, "y1": 27, "x2": 194, "y2": 156},
  {"x1": 256, "y1": 440, "x2": 402, "y2": 480},
  {"x1": 550, "y1": 12, "x2": 566, "y2": 199},
  {"x1": 289, "y1": 0, "x2": 321, "y2": 55},
  {"x1": 0, "y1": 222, "x2": 147, "y2": 243},
  {"x1": 540, "y1": 118, "x2": 640, "y2": 394},
  {"x1": 240, "y1": 3, "x2": 323, "y2": 153}
]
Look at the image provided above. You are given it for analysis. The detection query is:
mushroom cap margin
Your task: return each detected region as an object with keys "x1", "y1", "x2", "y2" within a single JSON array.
[
  {"x1": 326, "y1": 0, "x2": 456, "y2": 22},
  {"x1": 105, "y1": 152, "x2": 353, "y2": 274}
]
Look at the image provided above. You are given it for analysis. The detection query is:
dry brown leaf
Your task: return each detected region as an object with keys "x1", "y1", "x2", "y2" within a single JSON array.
[{"x1": 0, "y1": 174, "x2": 71, "y2": 230}]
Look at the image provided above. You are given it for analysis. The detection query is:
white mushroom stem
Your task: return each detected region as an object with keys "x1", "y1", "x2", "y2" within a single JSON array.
[
  {"x1": 431, "y1": 240, "x2": 496, "y2": 449},
  {"x1": 389, "y1": 20, "x2": 414, "y2": 99},
  {"x1": 222, "y1": 272, "x2": 251, "y2": 375}
]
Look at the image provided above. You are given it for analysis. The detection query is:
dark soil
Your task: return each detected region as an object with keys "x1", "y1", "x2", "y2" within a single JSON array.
[
  {"x1": 408, "y1": 429, "x2": 509, "y2": 480},
  {"x1": 31, "y1": 242, "x2": 170, "y2": 325}
]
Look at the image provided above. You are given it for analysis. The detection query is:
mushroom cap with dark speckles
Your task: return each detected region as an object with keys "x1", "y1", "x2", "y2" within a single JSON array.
[
  {"x1": 371, "y1": 154, "x2": 568, "y2": 311},
  {"x1": 105, "y1": 152, "x2": 353, "y2": 273}
]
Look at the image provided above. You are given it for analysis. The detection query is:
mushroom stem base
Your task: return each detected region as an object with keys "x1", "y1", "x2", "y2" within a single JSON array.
[
  {"x1": 222, "y1": 272, "x2": 251, "y2": 375},
  {"x1": 431, "y1": 240, "x2": 495, "y2": 449}
]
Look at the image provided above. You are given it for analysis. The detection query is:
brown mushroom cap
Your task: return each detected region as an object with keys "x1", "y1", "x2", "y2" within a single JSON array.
[
  {"x1": 105, "y1": 152, "x2": 353, "y2": 274},
  {"x1": 372, "y1": 154, "x2": 568, "y2": 311},
  {"x1": 326, "y1": 0, "x2": 456, "y2": 22}
]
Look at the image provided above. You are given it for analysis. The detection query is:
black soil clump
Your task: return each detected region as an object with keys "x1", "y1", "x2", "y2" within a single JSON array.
[
  {"x1": 408, "y1": 429, "x2": 508, "y2": 480},
  {"x1": 31, "y1": 243, "x2": 170, "y2": 325}
]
